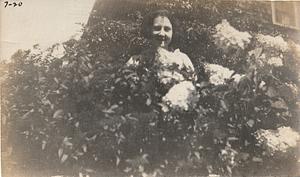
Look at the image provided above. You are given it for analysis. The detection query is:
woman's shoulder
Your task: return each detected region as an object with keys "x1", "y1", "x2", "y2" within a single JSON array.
[
  {"x1": 173, "y1": 49, "x2": 195, "y2": 71},
  {"x1": 173, "y1": 48, "x2": 186, "y2": 55},
  {"x1": 173, "y1": 49, "x2": 191, "y2": 62}
]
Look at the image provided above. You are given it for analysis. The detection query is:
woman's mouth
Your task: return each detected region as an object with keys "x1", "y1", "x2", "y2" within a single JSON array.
[
  {"x1": 152, "y1": 36, "x2": 169, "y2": 47},
  {"x1": 159, "y1": 40, "x2": 165, "y2": 46}
]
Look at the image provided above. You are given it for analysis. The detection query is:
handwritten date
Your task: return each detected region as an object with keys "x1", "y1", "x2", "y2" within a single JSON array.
[{"x1": 4, "y1": 1, "x2": 23, "y2": 7}]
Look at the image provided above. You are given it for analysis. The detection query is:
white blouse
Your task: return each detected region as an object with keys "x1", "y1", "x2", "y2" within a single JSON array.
[
  {"x1": 126, "y1": 48, "x2": 197, "y2": 83},
  {"x1": 127, "y1": 48, "x2": 194, "y2": 70}
]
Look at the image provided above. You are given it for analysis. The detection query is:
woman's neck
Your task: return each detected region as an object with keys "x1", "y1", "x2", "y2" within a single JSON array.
[{"x1": 150, "y1": 45, "x2": 172, "y2": 52}]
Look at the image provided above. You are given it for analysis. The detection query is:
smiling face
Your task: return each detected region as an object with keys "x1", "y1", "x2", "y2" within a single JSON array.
[{"x1": 151, "y1": 16, "x2": 173, "y2": 49}]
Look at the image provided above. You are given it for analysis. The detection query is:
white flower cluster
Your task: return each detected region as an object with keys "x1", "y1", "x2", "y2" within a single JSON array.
[
  {"x1": 204, "y1": 63, "x2": 244, "y2": 85},
  {"x1": 51, "y1": 44, "x2": 66, "y2": 59},
  {"x1": 256, "y1": 34, "x2": 288, "y2": 52},
  {"x1": 155, "y1": 48, "x2": 192, "y2": 70},
  {"x1": 30, "y1": 44, "x2": 66, "y2": 67},
  {"x1": 213, "y1": 19, "x2": 252, "y2": 50},
  {"x1": 248, "y1": 34, "x2": 289, "y2": 68},
  {"x1": 127, "y1": 47, "x2": 197, "y2": 112},
  {"x1": 255, "y1": 126, "x2": 300, "y2": 155},
  {"x1": 162, "y1": 81, "x2": 198, "y2": 111},
  {"x1": 30, "y1": 44, "x2": 66, "y2": 59},
  {"x1": 287, "y1": 83, "x2": 299, "y2": 96},
  {"x1": 146, "y1": 48, "x2": 198, "y2": 111},
  {"x1": 155, "y1": 48, "x2": 196, "y2": 85},
  {"x1": 158, "y1": 70, "x2": 184, "y2": 85},
  {"x1": 267, "y1": 57, "x2": 283, "y2": 67},
  {"x1": 289, "y1": 41, "x2": 300, "y2": 58}
]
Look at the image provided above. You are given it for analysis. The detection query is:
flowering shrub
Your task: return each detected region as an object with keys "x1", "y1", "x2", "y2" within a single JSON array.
[
  {"x1": 256, "y1": 34, "x2": 288, "y2": 52},
  {"x1": 255, "y1": 126, "x2": 300, "y2": 156},
  {"x1": 3, "y1": 1, "x2": 300, "y2": 177},
  {"x1": 267, "y1": 57, "x2": 283, "y2": 67},
  {"x1": 213, "y1": 19, "x2": 252, "y2": 50},
  {"x1": 158, "y1": 69, "x2": 184, "y2": 85},
  {"x1": 162, "y1": 81, "x2": 198, "y2": 111},
  {"x1": 204, "y1": 63, "x2": 244, "y2": 85}
]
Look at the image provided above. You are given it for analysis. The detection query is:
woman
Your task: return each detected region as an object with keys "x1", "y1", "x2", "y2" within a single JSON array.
[
  {"x1": 127, "y1": 9, "x2": 197, "y2": 85},
  {"x1": 123, "y1": 10, "x2": 198, "y2": 112},
  {"x1": 111, "y1": 9, "x2": 199, "y2": 115},
  {"x1": 112, "y1": 10, "x2": 199, "y2": 167}
]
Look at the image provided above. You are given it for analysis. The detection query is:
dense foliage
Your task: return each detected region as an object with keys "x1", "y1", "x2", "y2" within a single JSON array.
[{"x1": 3, "y1": 1, "x2": 300, "y2": 177}]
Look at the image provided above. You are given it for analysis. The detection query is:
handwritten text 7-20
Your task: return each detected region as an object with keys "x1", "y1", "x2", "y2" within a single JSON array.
[{"x1": 4, "y1": 1, "x2": 23, "y2": 8}]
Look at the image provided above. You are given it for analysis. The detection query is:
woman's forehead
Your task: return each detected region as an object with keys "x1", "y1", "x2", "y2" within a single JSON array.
[{"x1": 153, "y1": 16, "x2": 172, "y2": 26}]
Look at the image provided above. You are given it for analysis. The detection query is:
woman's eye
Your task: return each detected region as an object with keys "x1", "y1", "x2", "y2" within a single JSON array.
[
  {"x1": 164, "y1": 27, "x2": 171, "y2": 32},
  {"x1": 153, "y1": 26, "x2": 161, "y2": 31}
]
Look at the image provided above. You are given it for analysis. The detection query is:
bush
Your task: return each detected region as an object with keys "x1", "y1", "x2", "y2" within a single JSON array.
[{"x1": 3, "y1": 1, "x2": 300, "y2": 176}]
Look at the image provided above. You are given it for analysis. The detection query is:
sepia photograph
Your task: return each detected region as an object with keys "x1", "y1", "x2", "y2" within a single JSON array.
[{"x1": 1, "y1": 0, "x2": 300, "y2": 177}]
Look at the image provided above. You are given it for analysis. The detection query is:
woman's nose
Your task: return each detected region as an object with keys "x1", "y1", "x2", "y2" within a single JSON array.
[{"x1": 158, "y1": 29, "x2": 166, "y2": 36}]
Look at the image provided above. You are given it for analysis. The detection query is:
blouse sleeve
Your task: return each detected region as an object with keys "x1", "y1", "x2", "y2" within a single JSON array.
[{"x1": 174, "y1": 49, "x2": 197, "y2": 81}]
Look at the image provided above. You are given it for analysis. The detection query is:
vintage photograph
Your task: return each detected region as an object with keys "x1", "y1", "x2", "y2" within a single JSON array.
[{"x1": 1, "y1": 0, "x2": 300, "y2": 177}]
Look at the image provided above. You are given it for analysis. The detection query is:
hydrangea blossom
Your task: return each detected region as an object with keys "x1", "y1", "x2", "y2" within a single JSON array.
[
  {"x1": 30, "y1": 44, "x2": 66, "y2": 67},
  {"x1": 213, "y1": 19, "x2": 252, "y2": 49},
  {"x1": 279, "y1": 82, "x2": 299, "y2": 99},
  {"x1": 154, "y1": 47, "x2": 197, "y2": 85},
  {"x1": 155, "y1": 48, "x2": 194, "y2": 71},
  {"x1": 289, "y1": 41, "x2": 300, "y2": 58},
  {"x1": 256, "y1": 34, "x2": 288, "y2": 52},
  {"x1": 162, "y1": 81, "x2": 198, "y2": 111},
  {"x1": 255, "y1": 126, "x2": 300, "y2": 155},
  {"x1": 158, "y1": 69, "x2": 185, "y2": 84},
  {"x1": 127, "y1": 47, "x2": 196, "y2": 84},
  {"x1": 248, "y1": 36, "x2": 287, "y2": 69},
  {"x1": 288, "y1": 83, "x2": 299, "y2": 94},
  {"x1": 30, "y1": 45, "x2": 48, "y2": 62},
  {"x1": 267, "y1": 57, "x2": 283, "y2": 67},
  {"x1": 231, "y1": 74, "x2": 244, "y2": 83},
  {"x1": 204, "y1": 63, "x2": 244, "y2": 85},
  {"x1": 51, "y1": 44, "x2": 66, "y2": 58}
]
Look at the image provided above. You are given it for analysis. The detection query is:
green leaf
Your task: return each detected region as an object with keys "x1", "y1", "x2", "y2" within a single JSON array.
[
  {"x1": 246, "y1": 119, "x2": 255, "y2": 128},
  {"x1": 82, "y1": 144, "x2": 87, "y2": 153},
  {"x1": 54, "y1": 77, "x2": 59, "y2": 83},
  {"x1": 116, "y1": 156, "x2": 121, "y2": 166},
  {"x1": 228, "y1": 137, "x2": 239, "y2": 141},
  {"x1": 146, "y1": 98, "x2": 151, "y2": 106},
  {"x1": 266, "y1": 86, "x2": 278, "y2": 97},
  {"x1": 58, "y1": 148, "x2": 63, "y2": 158},
  {"x1": 60, "y1": 154, "x2": 68, "y2": 163},
  {"x1": 226, "y1": 165, "x2": 232, "y2": 174},
  {"x1": 53, "y1": 109, "x2": 64, "y2": 119},
  {"x1": 103, "y1": 104, "x2": 119, "y2": 113},
  {"x1": 21, "y1": 109, "x2": 34, "y2": 119},
  {"x1": 220, "y1": 100, "x2": 229, "y2": 111},
  {"x1": 271, "y1": 99, "x2": 288, "y2": 110},
  {"x1": 42, "y1": 140, "x2": 47, "y2": 150},
  {"x1": 252, "y1": 157, "x2": 263, "y2": 162}
]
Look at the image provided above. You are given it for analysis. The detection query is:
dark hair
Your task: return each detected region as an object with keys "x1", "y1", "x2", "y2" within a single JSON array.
[{"x1": 141, "y1": 9, "x2": 178, "y2": 48}]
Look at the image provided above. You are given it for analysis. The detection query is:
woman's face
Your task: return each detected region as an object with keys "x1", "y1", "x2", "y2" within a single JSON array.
[{"x1": 151, "y1": 16, "x2": 173, "y2": 49}]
